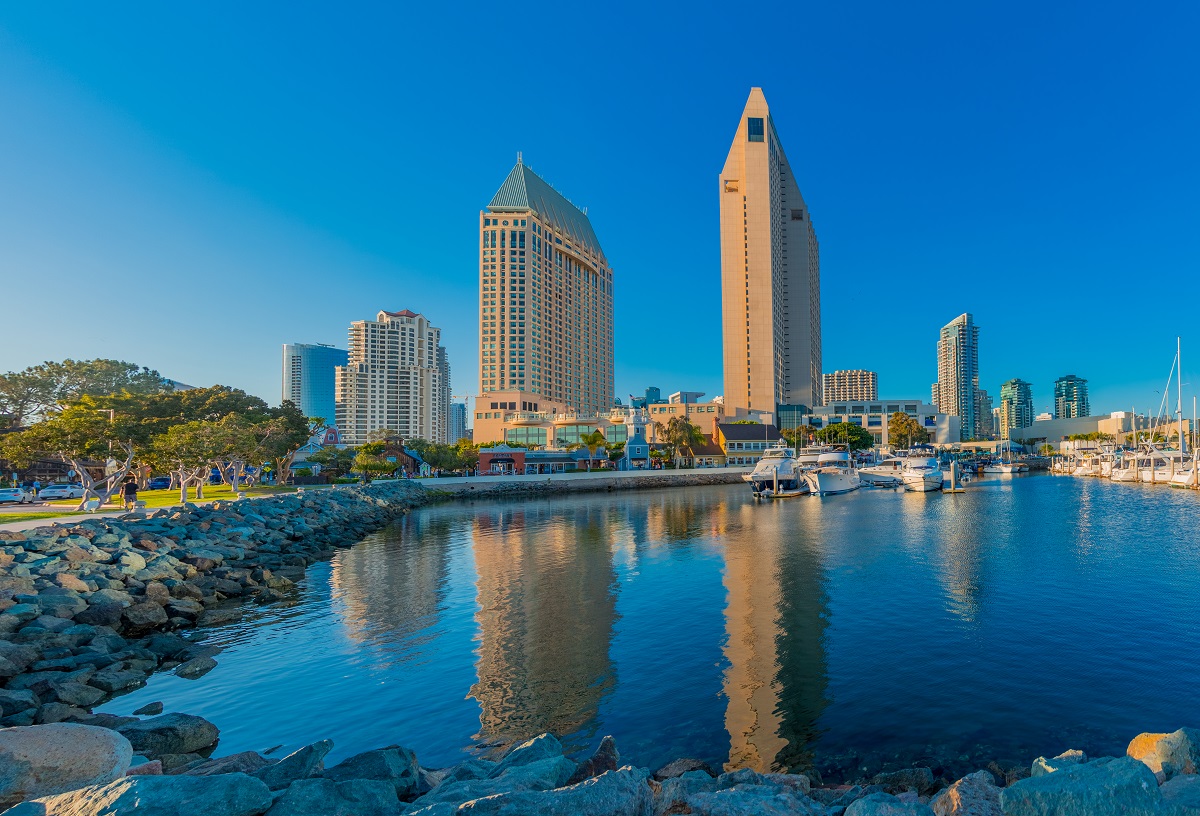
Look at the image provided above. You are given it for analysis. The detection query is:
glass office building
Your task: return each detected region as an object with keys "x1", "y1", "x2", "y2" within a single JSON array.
[{"x1": 282, "y1": 343, "x2": 349, "y2": 427}]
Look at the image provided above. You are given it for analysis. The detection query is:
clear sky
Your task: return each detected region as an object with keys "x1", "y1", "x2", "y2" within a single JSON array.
[{"x1": 1, "y1": 2, "x2": 1197, "y2": 419}]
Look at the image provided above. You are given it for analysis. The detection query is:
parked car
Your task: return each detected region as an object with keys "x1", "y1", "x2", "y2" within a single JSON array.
[
  {"x1": 38, "y1": 483, "x2": 85, "y2": 500},
  {"x1": 147, "y1": 476, "x2": 172, "y2": 490},
  {"x1": 0, "y1": 487, "x2": 35, "y2": 505}
]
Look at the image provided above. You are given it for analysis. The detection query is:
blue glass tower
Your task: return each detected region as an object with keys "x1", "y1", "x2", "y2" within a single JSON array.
[{"x1": 282, "y1": 343, "x2": 349, "y2": 427}]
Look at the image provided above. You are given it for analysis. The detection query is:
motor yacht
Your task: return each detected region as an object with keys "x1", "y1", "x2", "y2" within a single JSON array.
[
  {"x1": 746, "y1": 442, "x2": 809, "y2": 498},
  {"x1": 859, "y1": 455, "x2": 906, "y2": 487},
  {"x1": 902, "y1": 448, "x2": 944, "y2": 492},
  {"x1": 804, "y1": 450, "x2": 862, "y2": 496}
]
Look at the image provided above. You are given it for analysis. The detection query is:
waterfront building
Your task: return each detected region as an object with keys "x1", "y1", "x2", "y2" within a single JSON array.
[
  {"x1": 334, "y1": 309, "x2": 449, "y2": 446},
  {"x1": 1008, "y1": 411, "x2": 1155, "y2": 448},
  {"x1": 448, "y1": 402, "x2": 468, "y2": 444},
  {"x1": 822, "y1": 370, "x2": 878, "y2": 402},
  {"x1": 717, "y1": 422, "x2": 785, "y2": 466},
  {"x1": 479, "y1": 401, "x2": 727, "y2": 450},
  {"x1": 805, "y1": 398, "x2": 960, "y2": 447},
  {"x1": 975, "y1": 389, "x2": 995, "y2": 440},
  {"x1": 719, "y1": 87, "x2": 822, "y2": 416},
  {"x1": 281, "y1": 343, "x2": 348, "y2": 425},
  {"x1": 999, "y1": 378, "x2": 1034, "y2": 440},
  {"x1": 474, "y1": 158, "x2": 614, "y2": 444},
  {"x1": 931, "y1": 313, "x2": 980, "y2": 441},
  {"x1": 1054, "y1": 374, "x2": 1090, "y2": 419}
]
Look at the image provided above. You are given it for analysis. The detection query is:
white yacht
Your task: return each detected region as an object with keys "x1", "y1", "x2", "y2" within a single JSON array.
[
  {"x1": 901, "y1": 448, "x2": 944, "y2": 492},
  {"x1": 746, "y1": 442, "x2": 809, "y2": 498},
  {"x1": 804, "y1": 450, "x2": 862, "y2": 496},
  {"x1": 859, "y1": 455, "x2": 907, "y2": 487},
  {"x1": 1169, "y1": 451, "x2": 1198, "y2": 489}
]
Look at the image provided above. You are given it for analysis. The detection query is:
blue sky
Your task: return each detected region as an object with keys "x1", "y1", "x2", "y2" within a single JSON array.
[{"x1": 1, "y1": 2, "x2": 1197, "y2": 419}]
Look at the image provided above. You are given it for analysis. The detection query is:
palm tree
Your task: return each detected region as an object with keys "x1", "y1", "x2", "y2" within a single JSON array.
[
  {"x1": 580, "y1": 429, "x2": 607, "y2": 472},
  {"x1": 662, "y1": 416, "x2": 704, "y2": 469}
]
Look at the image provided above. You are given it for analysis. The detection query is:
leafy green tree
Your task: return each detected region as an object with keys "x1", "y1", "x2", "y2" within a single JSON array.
[
  {"x1": 814, "y1": 421, "x2": 875, "y2": 451},
  {"x1": 151, "y1": 420, "x2": 226, "y2": 501},
  {"x1": 307, "y1": 445, "x2": 357, "y2": 478},
  {"x1": 454, "y1": 439, "x2": 480, "y2": 470},
  {"x1": 353, "y1": 441, "x2": 396, "y2": 482},
  {"x1": 0, "y1": 359, "x2": 170, "y2": 425},
  {"x1": 579, "y1": 429, "x2": 607, "y2": 471},
  {"x1": 887, "y1": 412, "x2": 929, "y2": 449},
  {"x1": 660, "y1": 416, "x2": 705, "y2": 468}
]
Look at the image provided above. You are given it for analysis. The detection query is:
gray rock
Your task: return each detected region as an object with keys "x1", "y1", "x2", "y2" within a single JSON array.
[
  {"x1": 686, "y1": 782, "x2": 826, "y2": 815},
  {"x1": 443, "y1": 757, "x2": 498, "y2": 783},
  {"x1": 489, "y1": 733, "x2": 566, "y2": 778},
  {"x1": 871, "y1": 767, "x2": 936, "y2": 795},
  {"x1": 117, "y1": 712, "x2": 220, "y2": 757},
  {"x1": 133, "y1": 701, "x2": 165, "y2": 716},
  {"x1": 846, "y1": 792, "x2": 936, "y2": 815},
  {"x1": 184, "y1": 750, "x2": 272, "y2": 776},
  {"x1": 1127, "y1": 728, "x2": 1200, "y2": 781},
  {"x1": 123, "y1": 601, "x2": 169, "y2": 628},
  {"x1": 89, "y1": 668, "x2": 146, "y2": 693},
  {"x1": 0, "y1": 689, "x2": 39, "y2": 718},
  {"x1": 322, "y1": 744, "x2": 417, "y2": 799},
  {"x1": 5, "y1": 771, "x2": 272, "y2": 816},
  {"x1": 929, "y1": 770, "x2": 1000, "y2": 816},
  {"x1": 652, "y1": 769, "x2": 717, "y2": 815},
  {"x1": 50, "y1": 681, "x2": 105, "y2": 708},
  {"x1": 0, "y1": 722, "x2": 133, "y2": 809},
  {"x1": 566, "y1": 734, "x2": 620, "y2": 785},
  {"x1": 654, "y1": 757, "x2": 717, "y2": 780},
  {"x1": 453, "y1": 766, "x2": 653, "y2": 815},
  {"x1": 999, "y1": 755, "x2": 1161, "y2": 816},
  {"x1": 493, "y1": 755, "x2": 576, "y2": 790},
  {"x1": 175, "y1": 655, "x2": 218, "y2": 679},
  {"x1": 264, "y1": 777, "x2": 397, "y2": 816},
  {"x1": 75, "y1": 603, "x2": 125, "y2": 626},
  {"x1": 1160, "y1": 773, "x2": 1200, "y2": 809},
  {"x1": 34, "y1": 702, "x2": 87, "y2": 724},
  {"x1": 253, "y1": 739, "x2": 332, "y2": 790},
  {"x1": 1031, "y1": 749, "x2": 1087, "y2": 778}
]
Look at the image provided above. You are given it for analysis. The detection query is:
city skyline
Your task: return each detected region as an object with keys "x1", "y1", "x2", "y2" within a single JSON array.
[{"x1": 1, "y1": 5, "x2": 1197, "y2": 416}]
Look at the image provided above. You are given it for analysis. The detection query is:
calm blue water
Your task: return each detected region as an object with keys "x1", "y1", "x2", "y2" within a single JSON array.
[{"x1": 103, "y1": 475, "x2": 1200, "y2": 777}]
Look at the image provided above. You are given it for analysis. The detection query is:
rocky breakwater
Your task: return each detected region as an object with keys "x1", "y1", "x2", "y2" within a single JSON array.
[
  {"x1": 0, "y1": 481, "x2": 433, "y2": 732},
  {"x1": 7, "y1": 724, "x2": 1200, "y2": 815}
]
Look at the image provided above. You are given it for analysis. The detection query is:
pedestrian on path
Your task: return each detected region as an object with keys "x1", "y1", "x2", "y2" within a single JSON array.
[{"x1": 121, "y1": 477, "x2": 139, "y2": 511}]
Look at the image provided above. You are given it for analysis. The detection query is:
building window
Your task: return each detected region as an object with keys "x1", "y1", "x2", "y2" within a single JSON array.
[{"x1": 747, "y1": 117, "x2": 764, "y2": 142}]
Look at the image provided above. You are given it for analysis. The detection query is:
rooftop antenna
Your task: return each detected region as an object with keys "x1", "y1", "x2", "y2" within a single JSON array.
[{"x1": 517, "y1": 151, "x2": 523, "y2": 164}]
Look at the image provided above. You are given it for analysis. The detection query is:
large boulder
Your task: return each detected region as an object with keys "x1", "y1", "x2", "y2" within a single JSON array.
[
  {"x1": 321, "y1": 745, "x2": 418, "y2": 799},
  {"x1": 999, "y1": 755, "x2": 1162, "y2": 816},
  {"x1": 653, "y1": 758, "x2": 717, "y2": 780},
  {"x1": 1127, "y1": 728, "x2": 1200, "y2": 781},
  {"x1": 490, "y1": 734, "x2": 565, "y2": 777},
  {"x1": 846, "y1": 793, "x2": 936, "y2": 815},
  {"x1": 929, "y1": 770, "x2": 1000, "y2": 816},
  {"x1": 253, "y1": 740, "x2": 332, "y2": 790},
  {"x1": 1031, "y1": 749, "x2": 1087, "y2": 778},
  {"x1": 0, "y1": 723, "x2": 133, "y2": 809},
  {"x1": 685, "y1": 782, "x2": 826, "y2": 815},
  {"x1": 264, "y1": 777, "x2": 396, "y2": 816},
  {"x1": 117, "y1": 713, "x2": 220, "y2": 757},
  {"x1": 4, "y1": 771, "x2": 272, "y2": 816},
  {"x1": 566, "y1": 735, "x2": 620, "y2": 785},
  {"x1": 871, "y1": 767, "x2": 936, "y2": 795},
  {"x1": 183, "y1": 750, "x2": 272, "y2": 776},
  {"x1": 448, "y1": 767, "x2": 653, "y2": 815}
]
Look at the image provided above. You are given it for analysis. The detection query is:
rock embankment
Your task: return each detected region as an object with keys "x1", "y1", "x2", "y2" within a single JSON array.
[
  {"x1": 5, "y1": 722, "x2": 1200, "y2": 815},
  {"x1": 0, "y1": 481, "x2": 433, "y2": 732}
]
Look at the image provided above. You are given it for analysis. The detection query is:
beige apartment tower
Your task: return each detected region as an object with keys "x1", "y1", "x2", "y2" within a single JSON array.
[
  {"x1": 474, "y1": 159, "x2": 614, "y2": 444},
  {"x1": 823, "y1": 369, "x2": 878, "y2": 402},
  {"x1": 720, "y1": 88, "x2": 822, "y2": 415}
]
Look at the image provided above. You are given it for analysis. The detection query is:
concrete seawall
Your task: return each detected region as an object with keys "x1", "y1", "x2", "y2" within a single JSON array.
[{"x1": 416, "y1": 467, "x2": 753, "y2": 498}]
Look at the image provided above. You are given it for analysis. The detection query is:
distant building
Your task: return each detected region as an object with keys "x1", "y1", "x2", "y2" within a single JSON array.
[
  {"x1": 931, "y1": 313, "x2": 980, "y2": 441},
  {"x1": 1009, "y1": 411, "x2": 1157, "y2": 448},
  {"x1": 716, "y1": 422, "x2": 785, "y2": 466},
  {"x1": 1035, "y1": 412, "x2": 1053, "y2": 422},
  {"x1": 335, "y1": 310, "x2": 449, "y2": 446},
  {"x1": 669, "y1": 391, "x2": 705, "y2": 404},
  {"x1": 448, "y1": 402, "x2": 469, "y2": 444},
  {"x1": 720, "y1": 88, "x2": 822, "y2": 414},
  {"x1": 999, "y1": 378, "x2": 1034, "y2": 440},
  {"x1": 282, "y1": 343, "x2": 349, "y2": 427},
  {"x1": 975, "y1": 389, "x2": 995, "y2": 439},
  {"x1": 1054, "y1": 374, "x2": 1090, "y2": 419},
  {"x1": 822, "y1": 370, "x2": 878, "y2": 402}
]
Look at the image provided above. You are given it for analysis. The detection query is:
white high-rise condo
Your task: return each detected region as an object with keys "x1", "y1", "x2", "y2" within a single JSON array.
[
  {"x1": 720, "y1": 87, "x2": 822, "y2": 415},
  {"x1": 334, "y1": 310, "x2": 450, "y2": 446},
  {"x1": 931, "y1": 313, "x2": 980, "y2": 441},
  {"x1": 823, "y1": 370, "x2": 878, "y2": 402},
  {"x1": 473, "y1": 157, "x2": 614, "y2": 444}
]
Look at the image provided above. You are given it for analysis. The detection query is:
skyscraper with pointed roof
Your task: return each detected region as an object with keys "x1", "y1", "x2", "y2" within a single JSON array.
[
  {"x1": 474, "y1": 158, "x2": 614, "y2": 445},
  {"x1": 719, "y1": 88, "x2": 823, "y2": 417}
]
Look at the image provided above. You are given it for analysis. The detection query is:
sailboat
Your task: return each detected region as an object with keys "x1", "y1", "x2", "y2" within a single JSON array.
[{"x1": 984, "y1": 439, "x2": 1023, "y2": 474}]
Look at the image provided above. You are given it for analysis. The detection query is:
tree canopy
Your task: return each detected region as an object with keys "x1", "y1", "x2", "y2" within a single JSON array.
[
  {"x1": 813, "y1": 422, "x2": 875, "y2": 451},
  {"x1": 887, "y1": 412, "x2": 930, "y2": 449},
  {"x1": 0, "y1": 359, "x2": 170, "y2": 426}
]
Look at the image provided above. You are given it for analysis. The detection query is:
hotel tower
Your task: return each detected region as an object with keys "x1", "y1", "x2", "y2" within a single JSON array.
[
  {"x1": 719, "y1": 88, "x2": 823, "y2": 416},
  {"x1": 474, "y1": 158, "x2": 614, "y2": 444}
]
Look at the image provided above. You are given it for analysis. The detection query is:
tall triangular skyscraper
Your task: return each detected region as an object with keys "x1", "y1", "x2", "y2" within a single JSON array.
[{"x1": 719, "y1": 88, "x2": 823, "y2": 415}]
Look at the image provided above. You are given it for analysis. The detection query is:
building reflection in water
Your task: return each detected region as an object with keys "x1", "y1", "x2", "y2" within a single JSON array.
[
  {"x1": 468, "y1": 502, "x2": 619, "y2": 755},
  {"x1": 933, "y1": 498, "x2": 988, "y2": 623},
  {"x1": 721, "y1": 501, "x2": 830, "y2": 772}
]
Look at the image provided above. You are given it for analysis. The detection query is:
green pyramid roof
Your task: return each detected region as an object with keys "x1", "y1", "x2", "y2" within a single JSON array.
[{"x1": 488, "y1": 161, "x2": 604, "y2": 260}]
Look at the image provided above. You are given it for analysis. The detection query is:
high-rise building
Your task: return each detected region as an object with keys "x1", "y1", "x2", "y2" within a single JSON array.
[
  {"x1": 1054, "y1": 374, "x2": 1090, "y2": 419},
  {"x1": 473, "y1": 158, "x2": 614, "y2": 444},
  {"x1": 720, "y1": 88, "x2": 822, "y2": 416},
  {"x1": 822, "y1": 370, "x2": 878, "y2": 402},
  {"x1": 448, "y1": 402, "x2": 468, "y2": 444},
  {"x1": 334, "y1": 309, "x2": 449, "y2": 446},
  {"x1": 999, "y1": 378, "x2": 1034, "y2": 439},
  {"x1": 281, "y1": 343, "x2": 348, "y2": 426},
  {"x1": 975, "y1": 388, "x2": 994, "y2": 439},
  {"x1": 931, "y1": 314, "x2": 980, "y2": 441}
]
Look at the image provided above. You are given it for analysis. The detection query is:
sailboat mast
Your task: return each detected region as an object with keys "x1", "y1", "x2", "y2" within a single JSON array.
[{"x1": 1178, "y1": 337, "x2": 1185, "y2": 455}]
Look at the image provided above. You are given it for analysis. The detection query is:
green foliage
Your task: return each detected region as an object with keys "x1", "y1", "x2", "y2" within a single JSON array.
[
  {"x1": 353, "y1": 441, "x2": 395, "y2": 482},
  {"x1": 814, "y1": 422, "x2": 875, "y2": 451},
  {"x1": 306, "y1": 446, "x2": 357, "y2": 477},
  {"x1": 887, "y1": 412, "x2": 930, "y2": 449},
  {"x1": 729, "y1": 419, "x2": 760, "y2": 425},
  {"x1": 0, "y1": 358, "x2": 170, "y2": 426},
  {"x1": 658, "y1": 416, "x2": 705, "y2": 467}
]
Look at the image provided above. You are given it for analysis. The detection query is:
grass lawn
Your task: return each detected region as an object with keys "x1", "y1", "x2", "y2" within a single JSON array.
[
  {"x1": 0, "y1": 511, "x2": 87, "y2": 524},
  {"x1": 44, "y1": 483, "x2": 328, "y2": 512}
]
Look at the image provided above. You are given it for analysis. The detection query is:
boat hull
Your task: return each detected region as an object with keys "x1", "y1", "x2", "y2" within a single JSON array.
[
  {"x1": 805, "y1": 469, "x2": 862, "y2": 496},
  {"x1": 903, "y1": 471, "x2": 943, "y2": 492}
]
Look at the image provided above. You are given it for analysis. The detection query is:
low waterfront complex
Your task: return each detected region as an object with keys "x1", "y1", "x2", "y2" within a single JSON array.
[
  {"x1": 281, "y1": 342, "x2": 348, "y2": 425},
  {"x1": 823, "y1": 370, "x2": 878, "y2": 402},
  {"x1": 720, "y1": 88, "x2": 822, "y2": 416},
  {"x1": 474, "y1": 158, "x2": 614, "y2": 443},
  {"x1": 334, "y1": 309, "x2": 451, "y2": 445}
]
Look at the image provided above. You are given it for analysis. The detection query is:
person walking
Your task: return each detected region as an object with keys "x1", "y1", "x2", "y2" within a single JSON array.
[{"x1": 121, "y1": 477, "x2": 139, "y2": 511}]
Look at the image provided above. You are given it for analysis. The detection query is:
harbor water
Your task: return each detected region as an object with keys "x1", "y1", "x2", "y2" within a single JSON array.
[{"x1": 103, "y1": 474, "x2": 1200, "y2": 778}]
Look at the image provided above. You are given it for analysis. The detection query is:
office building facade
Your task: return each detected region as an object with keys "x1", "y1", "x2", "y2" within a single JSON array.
[
  {"x1": 975, "y1": 388, "x2": 995, "y2": 439},
  {"x1": 281, "y1": 343, "x2": 348, "y2": 426},
  {"x1": 1054, "y1": 374, "x2": 1090, "y2": 419},
  {"x1": 474, "y1": 158, "x2": 614, "y2": 443},
  {"x1": 448, "y1": 402, "x2": 468, "y2": 444},
  {"x1": 334, "y1": 309, "x2": 449, "y2": 446},
  {"x1": 931, "y1": 313, "x2": 980, "y2": 441},
  {"x1": 720, "y1": 87, "x2": 822, "y2": 415},
  {"x1": 999, "y1": 378, "x2": 1034, "y2": 440},
  {"x1": 822, "y1": 370, "x2": 878, "y2": 402}
]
